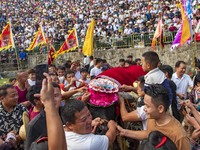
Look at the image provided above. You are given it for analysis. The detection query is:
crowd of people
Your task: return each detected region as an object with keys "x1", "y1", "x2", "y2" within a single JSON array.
[
  {"x1": 0, "y1": 51, "x2": 200, "y2": 150},
  {"x1": 0, "y1": 0, "x2": 200, "y2": 49},
  {"x1": 1, "y1": 0, "x2": 200, "y2": 150}
]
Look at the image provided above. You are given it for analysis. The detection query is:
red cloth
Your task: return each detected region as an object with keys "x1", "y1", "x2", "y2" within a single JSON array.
[
  {"x1": 98, "y1": 65, "x2": 146, "y2": 86},
  {"x1": 15, "y1": 86, "x2": 28, "y2": 104}
]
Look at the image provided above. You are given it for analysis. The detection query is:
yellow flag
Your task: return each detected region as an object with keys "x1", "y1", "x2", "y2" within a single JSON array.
[{"x1": 82, "y1": 19, "x2": 95, "y2": 56}]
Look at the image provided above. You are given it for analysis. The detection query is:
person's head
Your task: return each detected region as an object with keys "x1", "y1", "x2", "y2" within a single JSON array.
[
  {"x1": 143, "y1": 84, "x2": 170, "y2": 119},
  {"x1": 175, "y1": 61, "x2": 186, "y2": 77},
  {"x1": 64, "y1": 62, "x2": 71, "y2": 72},
  {"x1": 26, "y1": 85, "x2": 42, "y2": 107},
  {"x1": 49, "y1": 73, "x2": 59, "y2": 84},
  {"x1": 137, "y1": 76, "x2": 145, "y2": 97},
  {"x1": 48, "y1": 64, "x2": 57, "y2": 73},
  {"x1": 194, "y1": 73, "x2": 200, "y2": 88},
  {"x1": 139, "y1": 131, "x2": 177, "y2": 150},
  {"x1": 159, "y1": 65, "x2": 174, "y2": 79},
  {"x1": 9, "y1": 78, "x2": 17, "y2": 85},
  {"x1": 61, "y1": 99, "x2": 93, "y2": 134},
  {"x1": 57, "y1": 66, "x2": 65, "y2": 77},
  {"x1": 142, "y1": 51, "x2": 160, "y2": 72},
  {"x1": 89, "y1": 56, "x2": 93, "y2": 61},
  {"x1": 127, "y1": 55, "x2": 133, "y2": 62},
  {"x1": 135, "y1": 58, "x2": 141, "y2": 66},
  {"x1": 28, "y1": 69, "x2": 36, "y2": 81},
  {"x1": 125, "y1": 60, "x2": 132, "y2": 67},
  {"x1": 52, "y1": 82, "x2": 62, "y2": 109},
  {"x1": 0, "y1": 84, "x2": 18, "y2": 109},
  {"x1": 95, "y1": 58, "x2": 103, "y2": 68},
  {"x1": 119, "y1": 58, "x2": 125, "y2": 67},
  {"x1": 64, "y1": 70, "x2": 75, "y2": 83},
  {"x1": 80, "y1": 68, "x2": 88, "y2": 79},
  {"x1": 16, "y1": 71, "x2": 28, "y2": 84}
]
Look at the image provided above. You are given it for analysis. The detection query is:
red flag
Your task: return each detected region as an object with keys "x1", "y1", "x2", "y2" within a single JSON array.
[
  {"x1": 195, "y1": 21, "x2": 200, "y2": 41},
  {"x1": 0, "y1": 22, "x2": 15, "y2": 51},
  {"x1": 27, "y1": 25, "x2": 46, "y2": 50},
  {"x1": 48, "y1": 45, "x2": 56, "y2": 65},
  {"x1": 54, "y1": 28, "x2": 78, "y2": 59}
]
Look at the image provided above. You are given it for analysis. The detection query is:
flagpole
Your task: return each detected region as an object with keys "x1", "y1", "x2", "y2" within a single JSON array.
[{"x1": 9, "y1": 18, "x2": 20, "y2": 71}]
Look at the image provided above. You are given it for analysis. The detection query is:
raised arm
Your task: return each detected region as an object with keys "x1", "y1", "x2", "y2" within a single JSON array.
[
  {"x1": 41, "y1": 73, "x2": 67, "y2": 150},
  {"x1": 118, "y1": 95, "x2": 141, "y2": 122}
]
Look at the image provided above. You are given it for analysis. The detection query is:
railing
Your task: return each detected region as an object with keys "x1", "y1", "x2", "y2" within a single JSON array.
[{"x1": 94, "y1": 31, "x2": 176, "y2": 49}]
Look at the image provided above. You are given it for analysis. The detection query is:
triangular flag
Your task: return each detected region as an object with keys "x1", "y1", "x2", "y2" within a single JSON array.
[
  {"x1": 53, "y1": 28, "x2": 79, "y2": 59},
  {"x1": 195, "y1": 21, "x2": 200, "y2": 41},
  {"x1": 151, "y1": 19, "x2": 163, "y2": 50},
  {"x1": 82, "y1": 19, "x2": 95, "y2": 56},
  {"x1": 48, "y1": 45, "x2": 56, "y2": 65},
  {"x1": 27, "y1": 25, "x2": 46, "y2": 51},
  {"x1": 0, "y1": 22, "x2": 15, "y2": 51}
]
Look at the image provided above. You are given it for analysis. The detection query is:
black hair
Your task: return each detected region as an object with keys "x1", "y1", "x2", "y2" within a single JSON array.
[
  {"x1": 48, "y1": 64, "x2": 56, "y2": 68},
  {"x1": 127, "y1": 55, "x2": 133, "y2": 58},
  {"x1": 139, "y1": 131, "x2": 177, "y2": 150},
  {"x1": 49, "y1": 72, "x2": 58, "y2": 76},
  {"x1": 119, "y1": 58, "x2": 125, "y2": 62},
  {"x1": 80, "y1": 68, "x2": 88, "y2": 73},
  {"x1": 194, "y1": 73, "x2": 200, "y2": 87},
  {"x1": 0, "y1": 141, "x2": 16, "y2": 150},
  {"x1": 9, "y1": 78, "x2": 16, "y2": 83},
  {"x1": 125, "y1": 60, "x2": 132, "y2": 65},
  {"x1": 159, "y1": 65, "x2": 173, "y2": 79},
  {"x1": 95, "y1": 58, "x2": 103, "y2": 64},
  {"x1": 138, "y1": 76, "x2": 145, "y2": 88},
  {"x1": 135, "y1": 58, "x2": 141, "y2": 62},
  {"x1": 0, "y1": 84, "x2": 14, "y2": 97},
  {"x1": 175, "y1": 61, "x2": 186, "y2": 68},
  {"x1": 64, "y1": 62, "x2": 71, "y2": 69},
  {"x1": 64, "y1": 70, "x2": 74, "y2": 78},
  {"x1": 26, "y1": 85, "x2": 41, "y2": 106},
  {"x1": 102, "y1": 59, "x2": 107, "y2": 63},
  {"x1": 28, "y1": 69, "x2": 36, "y2": 74},
  {"x1": 57, "y1": 66, "x2": 65, "y2": 71},
  {"x1": 142, "y1": 51, "x2": 160, "y2": 69},
  {"x1": 144, "y1": 84, "x2": 170, "y2": 111},
  {"x1": 61, "y1": 99, "x2": 85, "y2": 124},
  {"x1": 89, "y1": 56, "x2": 93, "y2": 60}
]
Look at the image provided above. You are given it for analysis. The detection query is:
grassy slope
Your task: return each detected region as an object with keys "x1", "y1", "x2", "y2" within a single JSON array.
[{"x1": 0, "y1": 78, "x2": 9, "y2": 86}]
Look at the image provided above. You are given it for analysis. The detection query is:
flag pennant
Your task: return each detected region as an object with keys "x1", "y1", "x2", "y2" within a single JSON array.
[
  {"x1": 151, "y1": 19, "x2": 163, "y2": 50},
  {"x1": 195, "y1": 20, "x2": 200, "y2": 41},
  {"x1": 0, "y1": 22, "x2": 15, "y2": 51},
  {"x1": 82, "y1": 19, "x2": 95, "y2": 56},
  {"x1": 27, "y1": 25, "x2": 46, "y2": 51},
  {"x1": 48, "y1": 45, "x2": 56, "y2": 65},
  {"x1": 171, "y1": 2, "x2": 192, "y2": 50},
  {"x1": 53, "y1": 28, "x2": 79, "y2": 59}
]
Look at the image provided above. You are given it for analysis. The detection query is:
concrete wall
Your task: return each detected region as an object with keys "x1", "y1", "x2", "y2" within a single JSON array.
[{"x1": 28, "y1": 44, "x2": 198, "y2": 74}]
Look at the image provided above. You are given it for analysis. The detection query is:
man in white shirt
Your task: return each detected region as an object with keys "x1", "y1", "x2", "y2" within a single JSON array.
[
  {"x1": 61, "y1": 99, "x2": 117, "y2": 150},
  {"x1": 172, "y1": 61, "x2": 193, "y2": 109},
  {"x1": 90, "y1": 58, "x2": 103, "y2": 79}
]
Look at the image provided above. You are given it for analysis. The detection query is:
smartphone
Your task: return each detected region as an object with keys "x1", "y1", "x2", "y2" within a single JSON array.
[{"x1": 35, "y1": 64, "x2": 49, "y2": 88}]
